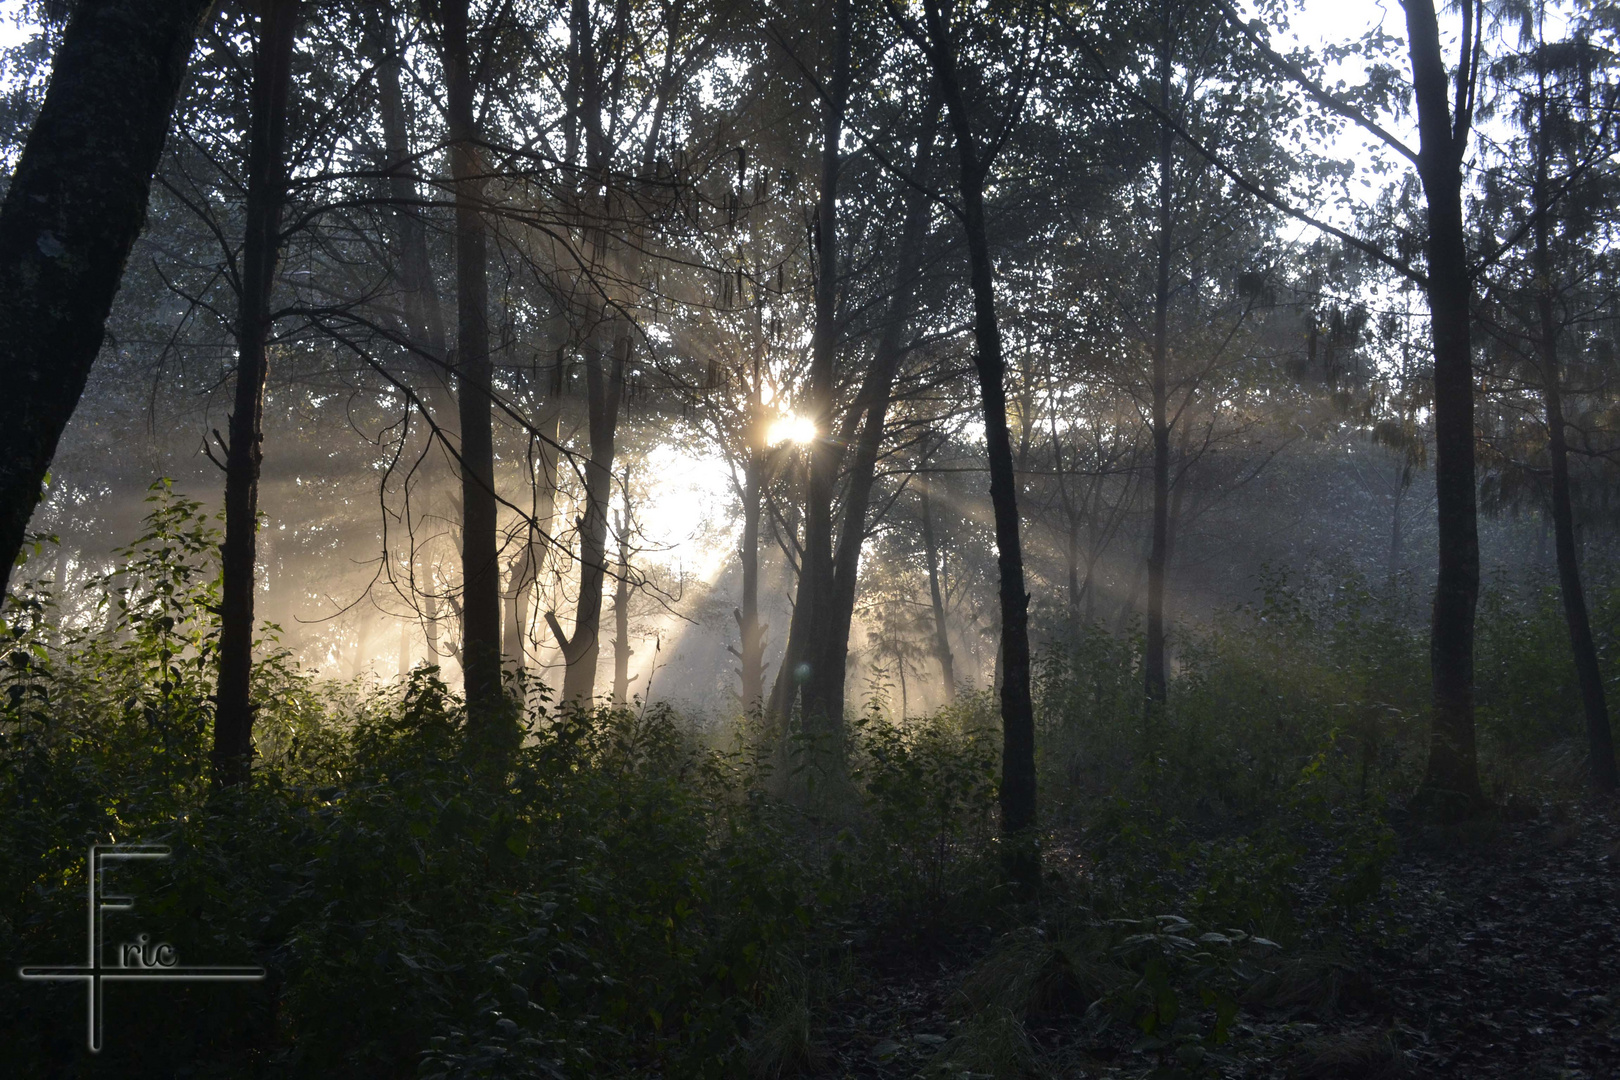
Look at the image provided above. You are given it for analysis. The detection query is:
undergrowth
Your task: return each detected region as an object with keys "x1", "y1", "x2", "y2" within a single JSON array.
[{"x1": 1, "y1": 492, "x2": 1602, "y2": 1078}]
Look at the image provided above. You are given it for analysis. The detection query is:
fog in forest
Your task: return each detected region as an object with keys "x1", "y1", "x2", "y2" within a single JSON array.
[{"x1": 4, "y1": 0, "x2": 1620, "y2": 1073}]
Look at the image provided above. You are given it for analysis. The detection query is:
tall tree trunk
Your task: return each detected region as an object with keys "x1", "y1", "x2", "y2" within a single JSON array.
[
  {"x1": 612, "y1": 496, "x2": 633, "y2": 706},
  {"x1": 546, "y1": 0, "x2": 648, "y2": 706},
  {"x1": 422, "y1": 559, "x2": 441, "y2": 659},
  {"x1": 549, "y1": 332, "x2": 628, "y2": 702},
  {"x1": 372, "y1": 10, "x2": 458, "y2": 665},
  {"x1": 1160, "y1": 418, "x2": 1192, "y2": 653},
  {"x1": 212, "y1": 0, "x2": 300, "y2": 788},
  {"x1": 503, "y1": 542, "x2": 535, "y2": 672},
  {"x1": 1144, "y1": 17, "x2": 1174, "y2": 715},
  {"x1": 776, "y1": 0, "x2": 852, "y2": 741},
  {"x1": 1389, "y1": 463, "x2": 1406, "y2": 588},
  {"x1": 373, "y1": 11, "x2": 448, "y2": 366},
  {"x1": 1406, "y1": 0, "x2": 1484, "y2": 813},
  {"x1": 922, "y1": 0, "x2": 1037, "y2": 883},
  {"x1": 920, "y1": 473, "x2": 956, "y2": 699},
  {"x1": 1051, "y1": 427, "x2": 1082, "y2": 640},
  {"x1": 0, "y1": 0, "x2": 213, "y2": 591},
  {"x1": 736, "y1": 356, "x2": 767, "y2": 710},
  {"x1": 806, "y1": 103, "x2": 938, "y2": 727},
  {"x1": 504, "y1": 430, "x2": 558, "y2": 676},
  {"x1": 442, "y1": 0, "x2": 508, "y2": 743},
  {"x1": 1532, "y1": 95, "x2": 1618, "y2": 791}
]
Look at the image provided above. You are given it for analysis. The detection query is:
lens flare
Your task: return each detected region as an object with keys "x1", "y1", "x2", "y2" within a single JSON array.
[{"x1": 766, "y1": 414, "x2": 816, "y2": 446}]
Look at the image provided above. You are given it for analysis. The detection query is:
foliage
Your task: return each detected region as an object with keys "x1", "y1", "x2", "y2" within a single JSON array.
[
  {"x1": 1, "y1": 496, "x2": 1609, "y2": 1076},
  {"x1": 848, "y1": 691, "x2": 1001, "y2": 922}
]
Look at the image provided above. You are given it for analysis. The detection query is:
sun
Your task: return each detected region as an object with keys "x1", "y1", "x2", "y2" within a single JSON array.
[{"x1": 766, "y1": 414, "x2": 817, "y2": 446}]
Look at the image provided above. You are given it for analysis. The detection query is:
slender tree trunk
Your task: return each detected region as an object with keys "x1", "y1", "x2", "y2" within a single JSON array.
[
  {"x1": 1159, "y1": 418, "x2": 1192, "y2": 668},
  {"x1": 897, "y1": 647, "x2": 909, "y2": 718},
  {"x1": 422, "y1": 560, "x2": 441, "y2": 659},
  {"x1": 1389, "y1": 464, "x2": 1406, "y2": 589},
  {"x1": 0, "y1": 0, "x2": 213, "y2": 590},
  {"x1": 442, "y1": 0, "x2": 507, "y2": 743},
  {"x1": 504, "y1": 543, "x2": 535, "y2": 671},
  {"x1": 1532, "y1": 104, "x2": 1617, "y2": 791},
  {"x1": 612, "y1": 498, "x2": 632, "y2": 706},
  {"x1": 547, "y1": 0, "x2": 650, "y2": 706},
  {"x1": 737, "y1": 365, "x2": 767, "y2": 709},
  {"x1": 1051, "y1": 430, "x2": 1082, "y2": 639},
  {"x1": 504, "y1": 431, "x2": 557, "y2": 676},
  {"x1": 549, "y1": 333, "x2": 628, "y2": 702},
  {"x1": 373, "y1": 12, "x2": 448, "y2": 366},
  {"x1": 777, "y1": 0, "x2": 851, "y2": 741},
  {"x1": 1144, "y1": 19, "x2": 1174, "y2": 715},
  {"x1": 923, "y1": 0, "x2": 1037, "y2": 881},
  {"x1": 373, "y1": 11, "x2": 460, "y2": 670},
  {"x1": 1406, "y1": 0, "x2": 1484, "y2": 813},
  {"x1": 212, "y1": 0, "x2": 299, "y2": 788},
  {"x1": 399, "y1": 620, "x2": 411, "y2": 676},
  {"x1": 806, "y1": 104, "x2": 937, "y2": 727},
  {"x1": 920, "y1": 474, "x2": 957, "y2": 699}
]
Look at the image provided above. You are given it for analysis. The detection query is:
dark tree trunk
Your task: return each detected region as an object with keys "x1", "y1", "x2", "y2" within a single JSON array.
[
  {"x1": 1538, "y1": 265, "x2": 1617, "y2": 792},
  {"x1": 1405, "y1": 0, "x2": 1484, "y2": 814},
  {"x1": 1531, "y1": 96, "x2": 1617, "y2": 791},
  {"x1": 1144, "y1": 18, "x2": 1174, "y2": 715},
  {"x1": 212, "y1": 0, "x2": 300, "y2": 788},
  {"x1": 922, "y1": 0, "x2": 1037, "y2": 883},
  {"x1": 372, "y1": 9, "x2": 457, "y2": 663},
  {"x1": 549, "y1": 333, "x2": 628, "y2": 703},
  {"x1": 442, "y1": 0, "x2": 508, "y2": 743},
  {"x1": 920, "y1": 473, "x2": 957, "y2": 699},
  {"x1": 776, "y1": 0, "x2": 852, "y2": 741},
  {"x1": 612, "y1": 496, "x2": 632, "y2": 706},
  {"x1": 547, "y1": 0, "x2": 647, "y2": 707},
  {"x1": 503, "y1": 438, "x2": 556, "y2": 679},
  {"x1": 1389, "y1": 464, "x2": 1406, "y2": 589},
  {"x1": 1051, "y1": 430, "x2": 1082, "y2": 640},
  {"x1": 807, "y1": 105, "x2": 937, "y2": 727},
  {"x1": 504, "y1": 543, "x2": 535, "y2": 673},
  {"x1": 373, "y1": 10, "x2": 448, "y2": 366},
  {"x1": 422, "y1": 558, "x2": 441, "y2": 659},
  {"x1": 736, "y1": 357, "x2": 767, "y2": 710},
  {"x1": 0, "y1": 0, "x2": 212, "y2": 591}
]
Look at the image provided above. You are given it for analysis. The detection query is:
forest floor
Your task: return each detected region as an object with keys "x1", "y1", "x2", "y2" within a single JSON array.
[{"x1": 809, "y1": 796, "x2": 1620, "y2": 1079}]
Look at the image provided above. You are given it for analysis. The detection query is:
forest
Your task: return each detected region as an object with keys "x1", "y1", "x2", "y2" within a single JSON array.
[{"x1": 2, "y1": 0, "x2": 1619, "y2": 1074}]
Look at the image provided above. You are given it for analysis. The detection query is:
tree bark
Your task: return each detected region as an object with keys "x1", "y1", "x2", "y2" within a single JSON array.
[
  {"x1": 777, "y1": 0, "x2": 852, "y2": 741},
  {"x1": 921, "y1": 0, "x2": 1037, "y2": 882},
  {"x1": 422, "y1": 558, "x2": 441, "y2": 659},
  {"x1": 736, "y1": 352, "x2": 768, "y2": 710},
  {"x1": 0, "y1": 0, "x2": 213, "y2": 591},
  {"x1": 805, "y1": 103, "x2": 938, "y2": 729},
  {"x1": 612, "y1": 495, "x2": 632, "y2": 706},
  {"x1": 373, "y1": 10, "x2": 448, "y2": 367},
  {"x1": 549, "y1": 332, "x2": 628, "y2": 703},
  {"x1": 1405, "y1": 0, "x2": 1484, "y2": 813},
  {"x1": 1531, "y1": 86, "x2": 1617, "y2": 791},
  {"x1": 503, "y1": 429, "x2": 558, "y2": 677},
  {"x1": 212, "y1": 0, "x2": 300, "y2": 788},
  {"x1": 1144, "y1": 15, "x2": 1174, "y2": 715},
  {"x1": 371, "y1": 8, "x2": 459, "y2": 667},
  {"x1": 920, "y1": 472, "x2": 957, "y2": 699},
  {"x1": 442, "y1": 0, "x2": 508, "y2": 743}
]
